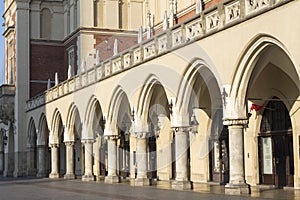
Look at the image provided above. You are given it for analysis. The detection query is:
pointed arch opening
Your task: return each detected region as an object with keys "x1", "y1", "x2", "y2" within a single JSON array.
[{"x1": 27, "y1": 118, "x2": 37, "y2": 176}]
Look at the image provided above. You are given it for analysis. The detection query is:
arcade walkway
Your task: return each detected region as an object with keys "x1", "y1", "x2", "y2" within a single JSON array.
[{"x1": 0, "y1": 177, "x2": 299, "y2": 200}]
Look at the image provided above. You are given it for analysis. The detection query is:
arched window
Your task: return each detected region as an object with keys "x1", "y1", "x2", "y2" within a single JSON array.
[{"x1": 40, "y1": 8, "x2": 52, "y2": 39}]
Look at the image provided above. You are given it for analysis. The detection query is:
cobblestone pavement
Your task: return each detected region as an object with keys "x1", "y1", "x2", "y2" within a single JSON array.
[{"x1": 0, "y1": 177, "x2": 299, "y2": 200}]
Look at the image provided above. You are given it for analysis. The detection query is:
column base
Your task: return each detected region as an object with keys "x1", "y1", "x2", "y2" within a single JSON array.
[
  {"x1": 105, "y1": 175, "x2": 119, "y2": 183},
  {"x1": 96, "y1": 175, "x2": 105, "y2": 182},
  {"x1": 134, "y1": 178, "x2": 151, "y2": 186},
  {"x1": 49, "y1": 173, "x2": 60, "y2": 179},
  {"x1": 172, "y1": 180, "x2": 192, "y2": 190},
  {"x1": 225, "y1": 183, "x2": 251, "y2": 194},
  {"x1": 82, "y1": 174, "x2": 95, "y2": 182},
  {"x1": 64, "y1": 173, "x2": 76, "y2": 180}
]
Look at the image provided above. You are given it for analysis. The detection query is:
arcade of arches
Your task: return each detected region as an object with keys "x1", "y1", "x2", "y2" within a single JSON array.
[{"x1": 21, "y1": 38, "x2": 300, "y2": 194}]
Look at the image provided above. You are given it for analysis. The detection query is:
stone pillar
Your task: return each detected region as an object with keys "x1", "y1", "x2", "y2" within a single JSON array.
[
  {"x1": 82, "y1": 139, "x2": 95, "y2": 181},
  {"x1": 134, "y1": 132, "x2": 150, "y2": 186},
  {"x1": 49, "y1": 144, "x2": 59, "y2": 178},
  {"x1": 224, "y1": 119, "x2": 250, "y2": 194},
  {"x1": 105, "y1": 136, "x2": 119, "y2": 183},
  {"x1": 64, "y1": 142, "x2": 75, "y2": 179},
  {"x1": 37, "y1": 145, "x2": 46, "y2": 177},
  {"x1": 93, "y1": 140, "x2": 102, "y2": 181},
  {"x1": 172, "y1": 127, "x2": 192, "y2": 190}
]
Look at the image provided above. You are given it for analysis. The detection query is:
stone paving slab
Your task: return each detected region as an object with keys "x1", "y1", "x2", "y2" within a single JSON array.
[{"x1": 0, "y1": 177, "x2": 299, "y2": 200}]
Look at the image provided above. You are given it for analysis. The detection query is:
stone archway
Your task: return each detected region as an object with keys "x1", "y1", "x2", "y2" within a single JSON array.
[
  {"x1": 177, "y1": 60, "x2": 223, "y2": 185},
  {"x1": 232, "y1": 35, "x2": 300, "y2": 189},
  {"x1": 49, "y1": 110, "x2": 65, "y2": 179},
  {"x1": 27, "y1": 118, "x2": 37, "y2": 176},
  {"x1": 85, "y1": 97, "x2": 106, "y2": 181},
  {"x1": 37, "y1": 114, "x2": 51, "y2": 177}
]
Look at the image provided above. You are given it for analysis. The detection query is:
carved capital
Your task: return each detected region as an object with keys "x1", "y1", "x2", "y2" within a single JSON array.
[
  {"x1": 172, "y1": 126, "x2": 190, "y2": 134},
  {"x1": 223, "y1": 118, "x2": 248, "y2": 127},
  {"x1": 64, "y1": 141, "x2": 75, "y2": 146},
  {"x1": 133, "y1": 132, "x2": 148, "y2": 139},
  {"x1": 104, "y1": 135, "x2": 119, "y2": 141},
  {"x1": 81, "y1": 139, "x2": 95, "y2": 144},
  {"x1": 50, "y1": 143, "x2": 59, "y2": 148}
]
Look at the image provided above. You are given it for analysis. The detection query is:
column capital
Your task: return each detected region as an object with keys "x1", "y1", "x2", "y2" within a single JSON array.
[
  {"x1": 50, "y1": 143, "x2": 59, "y2": 148},
  {"x1": 104, "y1": 135, "x2": 119, "y2": 141},
  {"x1": 223, "y1": 118, "x2": 248, "y2": 127},
  {"x1": 132, "y1": 132, "x2": 148, "y2": 139},
  {"x1": 81, "y1": 139, "x2": 95, "y2": 144},
  {"x1": 171, "y1": 126, "x2": 190, "y2": 133},
  {"x1": 64, "y1": 141, "x2": 75, "y2": 146}
]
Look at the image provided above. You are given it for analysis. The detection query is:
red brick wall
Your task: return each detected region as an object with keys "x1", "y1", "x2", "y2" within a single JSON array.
[
  {"x1": 205, "y1": 0, "x2": 223, "y2": 10},
  {"x1": 30, "y1": 43, "x2": 65, "y2": 97},
  {"x1": 94, "y1": 34, "x2": 137, "y2": 62}
]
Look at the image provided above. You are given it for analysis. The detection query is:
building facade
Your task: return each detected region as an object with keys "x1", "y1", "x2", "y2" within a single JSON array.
[{"x1": 1, "y1": 0, "x2": 300, "y2": 195}]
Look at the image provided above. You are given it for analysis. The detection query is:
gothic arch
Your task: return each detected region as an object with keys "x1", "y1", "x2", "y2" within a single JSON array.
[
  {"x1": 137, "y1": 74, "x2": 170, "y2": 122},
  {"x1": 50, "y1": 109, "x2": 63, "y2": 144},
  {"x1": 107, "y1": 86, "x2": 132, "y2": 127},
  {"x1": 84, "y1": 95, "x2": 104, "y2": 139},
  {"x1": 231, "y1": 34, "x2": 300, "y2": 106},
  {"x1": 27, "y1": 117, "x2": 37, "y2": 147},
  {"x1": 66, "y1": 103, "x2": 82, "y2": 141},
  {"x1": 177, "y1": 58, "x2": 223, "y2": 117},
  {"x1": 37, "y1": 113, "x2": 49, "y2": 146}
]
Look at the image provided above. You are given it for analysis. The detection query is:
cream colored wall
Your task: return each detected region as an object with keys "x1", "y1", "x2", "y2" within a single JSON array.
[
  {"x1": 26, "y1": 0, "x2": 300, "y2": 186},
  {"x1": 103, "y1": 0, "x2": 119, "y2": 29},
  {"x1": 156, "y1": 117, "x2": 172, "y2": 180},
  {"x1": 190, "y1": 109, "x2": 210, "y2": 183}
]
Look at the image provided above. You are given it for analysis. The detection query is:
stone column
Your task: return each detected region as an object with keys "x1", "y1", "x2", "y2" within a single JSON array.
[
  {"x1": 172, "y1": 127, "x2": 192, "y2": 190},
  {"x1": 82, "y1": 139, "x2": 95, "y2": 181},
  {"x1": 37, "y1": 145, "x2": 46, "y2": 177},
  {"x1": 64, "y1": 142, "x2": 75, "y2": 179},
  {"x1": 224, "y1": 119, "x2": 250, "y2": 194},
  {"x1": 49, "y1": 144, "x2": 59, "y2": 178},
  {"x1": 105, "y1": 136, "x2": 119, "y2": 183},
  {"x1": 134, "y1": 132, "x2": 150, "y2": 186}
]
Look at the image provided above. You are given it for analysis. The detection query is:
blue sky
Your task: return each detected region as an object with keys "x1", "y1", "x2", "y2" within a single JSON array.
[{"x1": 0, "y1": 2, "x2": 4, "y2": 85}]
